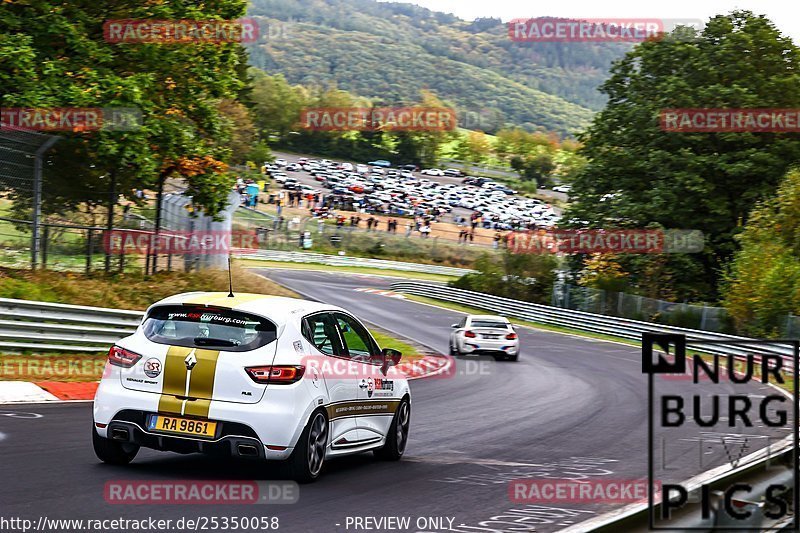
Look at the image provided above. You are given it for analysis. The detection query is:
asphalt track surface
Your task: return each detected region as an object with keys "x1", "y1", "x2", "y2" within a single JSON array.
[{"x1": 0, "y1": 269, "x2": 792, "y2": 533}]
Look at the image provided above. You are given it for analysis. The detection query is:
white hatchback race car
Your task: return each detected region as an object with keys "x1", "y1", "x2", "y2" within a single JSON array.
[
  {"x1": 93, "y1": 292, "x2": 411, "y2": 482},
  {"x1": 449, "y1": 315, "x2": 519, "y2": 361}
]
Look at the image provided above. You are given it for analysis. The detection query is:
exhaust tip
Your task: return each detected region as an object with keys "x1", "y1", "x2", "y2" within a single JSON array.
[
  {"x1": 237, "y1": 444, "x2": 259, "y2": 457},
  {"x1": 110, "y1": 428, "x2": 129, "y2": 441}
]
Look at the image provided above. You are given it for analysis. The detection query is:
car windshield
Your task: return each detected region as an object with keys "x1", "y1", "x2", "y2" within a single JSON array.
[
  {"x1": 142, "y1": 305, "x2": 277, "y2": 352},
  {"x1": 470, "y1": 320, "x2": 509, "y2": 329}
]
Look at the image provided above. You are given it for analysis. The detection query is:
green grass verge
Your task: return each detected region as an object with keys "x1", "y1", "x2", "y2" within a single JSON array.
[
  {"x1": 240, "y1": 259, "x2": 459, "y2": 283},
  {"x1": 369, "y1": 329, "x2": 421, "y2": 361},
  {"x1": 0, "y1": 264, "x2": 297, "y2": 310}
]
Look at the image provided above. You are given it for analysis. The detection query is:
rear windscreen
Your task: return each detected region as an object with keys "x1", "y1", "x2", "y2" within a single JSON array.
[
  {"x1": 470, "y1": 320, "x2": 510, "y2": 329},
  {"x1": 143, "y1": 305, "x2": 277, "y2": 352}
]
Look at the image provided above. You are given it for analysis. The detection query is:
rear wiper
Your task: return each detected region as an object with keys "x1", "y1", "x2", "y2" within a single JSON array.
[{"x1": 194, "y1": 337, "x2": 239, "y2": 347}]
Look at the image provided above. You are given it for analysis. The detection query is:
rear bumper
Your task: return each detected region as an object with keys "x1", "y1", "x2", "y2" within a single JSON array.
[
  {"x1": 101, "y1": 410, "x2": 278, "y2": 460},
  {"x1": 458, "y1": 339, "x2": 519, "y2": 355},
  {"x1": 93, "y1": 378, "x2": 320, "y2": 461}
]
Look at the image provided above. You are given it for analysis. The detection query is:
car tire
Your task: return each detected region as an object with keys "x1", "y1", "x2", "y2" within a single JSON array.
[
  {"x1": 286, "y1": 410, "x2": 328, "y2": 484},
  {"x1": 374, "y1": 398, "x2": 410, "y2": 461},
  {"x1": 92, "y1": 426, "x2": 139, "y2": 465},
  {"x1": 508, "y1": 353, "x2": 519, "y2": 362},
  {"x1": 451, "y1": 339, "x2": 462, "y2": 356},
  {"x1": 448, "y1": 341, "x2": 457, "y2": 356}
]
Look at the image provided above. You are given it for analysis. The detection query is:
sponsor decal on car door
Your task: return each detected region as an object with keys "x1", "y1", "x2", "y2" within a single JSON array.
[
  {"x1": 333, "y1": 313, "x2": 399, "y2": 440},
  {"x1": 302, "y1": 312, "x2": 363, "y2": 447}
]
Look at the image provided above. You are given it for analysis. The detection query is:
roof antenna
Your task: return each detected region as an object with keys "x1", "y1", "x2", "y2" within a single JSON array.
[{"x1": 227, "y1": 256, "x2": 235, "y2": 298}]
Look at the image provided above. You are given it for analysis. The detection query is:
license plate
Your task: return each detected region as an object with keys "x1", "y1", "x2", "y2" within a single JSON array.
[
  {"x1": 147, "y1": 415, "x2": 217, "y2": 438},
  {"x1": 483, "y1": 335, "x2": 499, "y2": 339}
]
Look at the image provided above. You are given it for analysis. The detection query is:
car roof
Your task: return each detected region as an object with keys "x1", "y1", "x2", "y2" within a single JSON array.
[{"x1": 146, "y1": 292, "x2": 340, "y2": 326}]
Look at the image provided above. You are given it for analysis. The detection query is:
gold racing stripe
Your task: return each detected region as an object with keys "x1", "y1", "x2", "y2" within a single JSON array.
[
  {"x1": 157, "y1": 346, "x2": 221, "y2": 418},
  {"x1": 326, "y1": 400, "x2": 401, "y2": 420},
  {"x1": 157, "y1": 346, "x2": 192, "y2": 415},
  {"x1": 184, "y1": 293, "x2": 270, "y2": 309}
]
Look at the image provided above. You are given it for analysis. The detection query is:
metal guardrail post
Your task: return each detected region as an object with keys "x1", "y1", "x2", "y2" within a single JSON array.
[
  {"x1": 41, "y1": 225, "x2": 49, "y2": 269},
  {"x1": 31, "y1": 135, "x2": 60, "y2": 270},
  {"x1": 85, "y1": 229, "x2": 93, "y2": 275}
]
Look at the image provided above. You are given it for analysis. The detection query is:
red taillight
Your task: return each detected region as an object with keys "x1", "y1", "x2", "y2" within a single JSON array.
[
  {"x1": 506, "y1": 333, "x2": 518, "y2": 340},
  {"x1": 464, "y1": 330, "x2": 476, "y2": 338},
  {"x1": 108, "y1": 346, "x2": 142, "y2": 368},
  {"x1": 246, "y1": 365, "x2": 305, "y2": 384}
]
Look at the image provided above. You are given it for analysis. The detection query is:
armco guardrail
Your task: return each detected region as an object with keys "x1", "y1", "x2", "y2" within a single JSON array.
[
  {"x1": 237, "y1": 250, "x2": 474, "y2": 277},
  {"x1": 389, "y1": 281, "x2": 798, "y2": 367},
  {"x1": 0, "y1": 298, "x2": 142, "y2": 352}
]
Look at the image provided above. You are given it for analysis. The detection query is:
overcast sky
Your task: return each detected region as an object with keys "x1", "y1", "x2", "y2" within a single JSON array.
[{"x1": 383, "y1": 0, "x2": 800, "y2": 43}]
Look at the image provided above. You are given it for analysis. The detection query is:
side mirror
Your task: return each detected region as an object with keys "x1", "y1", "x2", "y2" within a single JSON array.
[
  {"x1": 380, "y1": 348, "x2": 402, "y2": 374},
  {"x1": 451, "y1": 323, "x2": 459, "y2": 329}
]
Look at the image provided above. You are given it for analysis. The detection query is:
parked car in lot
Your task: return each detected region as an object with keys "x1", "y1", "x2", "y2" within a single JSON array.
[
  {"x1": 288, "y1": 154, "x2": 560, "y2": 228},
  {"x1": 275, "y1": 159, "x2": 288, "y2": 167},
  {"x1": 552, "y1": 185, "x2": 572, "y2": 193},
  {"x1": 443, "y1": 169, "x2": 463, "y2": 177},
  {"x1": 368, "y1": 160, "x2": 392, "y2": 168},
  {"x1": 421, "y1": 169, "x2": 444, "y2": 176},
  {"x1": 449, "y1": 315, "x2": 519, "y2": 361},
  {"x1": 286, "y1": 163, "x2": 302, "y2": 172},
  {"x1": 397, "y1": 164, "x2": 418, "y2": 172}
]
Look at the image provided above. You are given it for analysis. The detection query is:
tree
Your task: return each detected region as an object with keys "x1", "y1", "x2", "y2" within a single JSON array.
[
  {"x1": 510, "y1": 152, "x2": 555, "y2": 188},
  {"x1": 386, "y1": 90, "x2": 457, "y2": 168},
  {"x1": 722, "y1": 169, "x2": 800, "y2": 337},
  {"x1": 455, "y1": 131, "x2": 493, "y2": 165},
  {"x1": 565, "y1": 11, "x2": 800, "y2": 301},
  {"x1": 450, "y1": 251, "x2": 558, "y2": 304},
  {"x1": 218, "y1": 99, "x2": 257, "y2": 164},
  {"x1": 1, "y1": 0, "x2": 250, "y2": 219},
  {"x1": 249, "y1": 70, "x2": 309, "y2": 138}
]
